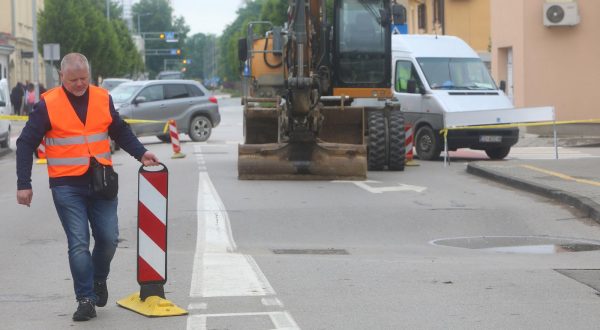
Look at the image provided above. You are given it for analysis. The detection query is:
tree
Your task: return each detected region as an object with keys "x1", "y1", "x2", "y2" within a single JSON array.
[{"x1": 38, "y1": 0, "x2": 143, "y2": 81}]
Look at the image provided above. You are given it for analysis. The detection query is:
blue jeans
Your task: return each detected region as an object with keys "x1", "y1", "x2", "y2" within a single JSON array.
[{"x1": 51, "y1": 184, "x2": 119, "y2": 302}]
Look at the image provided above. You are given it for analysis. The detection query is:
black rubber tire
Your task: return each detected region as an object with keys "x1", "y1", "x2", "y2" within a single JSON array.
[
  {"x1": 485, "y1": 146, "x2": 511, "y2": 160},
  {"x1": 189, "y1": 116, "x2": 212, "y2": 142},
  {"x1": 387, "y1": 111, "x2": 406, "y2": 171},
  {"x1": 415, "y1": 125, "x2": 442, "y2": 161},
  {"x1": 156, "y1": 134, "x2": 171, "y2": 143},
  {"x1": 367, "y1": 111, "x2": 386, "y2": 170}
]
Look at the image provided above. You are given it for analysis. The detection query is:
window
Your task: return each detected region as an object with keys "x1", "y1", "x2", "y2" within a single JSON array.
[
  {"x1": 164, "y1": 84, "x2": 189, "y2": 99},
  {"x1": 395, "y1": 60, "x2": 422, "y2": 93},
  {"x1": 138, "y1": 85, "x2": 164, "y2": 102},
  {"x1": 417, "y1": 57, "x2": 496, "y2": 90},
  {"x1": 418, "y1": 4, "x2": 427, "y2": 30},
  {"x1": 186, "y1": 84, "x2": 205, "y2": 97}
]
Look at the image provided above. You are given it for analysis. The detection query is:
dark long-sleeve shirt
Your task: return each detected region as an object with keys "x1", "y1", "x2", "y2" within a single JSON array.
[{"x1": 16, "y1": 86, "x2": 148, "y2": 190}]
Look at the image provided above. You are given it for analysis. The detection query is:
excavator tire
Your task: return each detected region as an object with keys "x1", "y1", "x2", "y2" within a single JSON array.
[
  {"x1": 388, "y1": 110, "x2": 405, "y2": 171},
  {"x1": 367, "y1": 111, "x2": 386, "y2": 171}
]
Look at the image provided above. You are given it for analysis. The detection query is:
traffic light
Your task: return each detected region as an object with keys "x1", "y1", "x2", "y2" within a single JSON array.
[
  {"x1": 182, "y1": 59, "x2": 187, "y2": 64},
  {"x1": 159, "y1": 33, "x2": 165, "y2": 39},
  {"x1": 176, "y1": 49, "x2": 181, "y2": 55},
  {"x1": 181, "y1": 67, "x2": 187, "y2": 73}
]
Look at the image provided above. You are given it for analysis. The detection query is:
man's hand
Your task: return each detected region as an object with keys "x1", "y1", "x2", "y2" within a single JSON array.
[
  {"x1": 141, "y1": 151, "x2": 160, "y2": 166},
  {"x1": 17, "y1": 189, "x2": 33, "y2": 207}
]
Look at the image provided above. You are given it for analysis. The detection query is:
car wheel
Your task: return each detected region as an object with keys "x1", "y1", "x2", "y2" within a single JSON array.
[
  {"x1": 156, "y1": 134, "x2": 171, "y2": 143},
  {"x1": 415, "y1": 125, "x2": 442, "y2": 161},
  {"x1": 189, "y1": 116, "x2": 212, "y2": 142},
  {"x1": 485, "y1": 146, "x2": 511, "y2": 160},
  {"x1": 367, "y1": 111, "x2": 386, "y2": 170}
]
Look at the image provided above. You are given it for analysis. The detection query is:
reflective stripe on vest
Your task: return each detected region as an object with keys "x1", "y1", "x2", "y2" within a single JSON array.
[{"x1": 44, "y1": 86, "x2": 113, "y2": 178}]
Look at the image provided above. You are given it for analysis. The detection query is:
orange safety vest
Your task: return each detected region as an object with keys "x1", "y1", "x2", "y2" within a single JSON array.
[{"x1": 43, "y1": 86, "x2": 112, "y2": 178}]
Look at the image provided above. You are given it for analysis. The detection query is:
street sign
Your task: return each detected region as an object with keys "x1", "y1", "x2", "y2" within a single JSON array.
[
  {"x1": 43, "y1": 43, "x2": 60, "y2": 61},
  {"x1": 165, "y1": 32, "x2": 178, "y2": 43}
]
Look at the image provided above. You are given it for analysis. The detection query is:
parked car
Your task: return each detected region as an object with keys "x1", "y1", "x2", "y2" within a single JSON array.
[
  {"x1": 101, "y1": 78, "x2": 132, "y2": 91},
  {"x1": 0, "y1": 79, "x2": 11, "y2": 149},
  {"x1": 110, "y1": 80, "x2": 220, "y2": 142},
  {"x1": 156, "y1": 71, "x2": 184, "y2": 80}
]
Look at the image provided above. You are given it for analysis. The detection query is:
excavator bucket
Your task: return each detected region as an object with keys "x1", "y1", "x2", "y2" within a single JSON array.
[{"x1": 238, "y1": 100, "x2": 367, "y2": 180}]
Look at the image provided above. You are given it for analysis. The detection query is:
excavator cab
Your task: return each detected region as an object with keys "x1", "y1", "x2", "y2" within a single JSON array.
[{"x1": 238, "y1": 0, "x2": 404, "y2": 180}]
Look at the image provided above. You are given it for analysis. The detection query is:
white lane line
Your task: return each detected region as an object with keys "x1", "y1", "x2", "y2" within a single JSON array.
[
  {"x1": 187, "y1": 312, "x2": 300, "y2": 330},
  {"x1": 262, "y1": 297, "x2": 284, "y2": 307},
  {"x1": 334, "y1": 180, "x2": 427, "y2": 194},
  {"x1": 189, "y1": 145, "x2": 275, "y2": 298}
]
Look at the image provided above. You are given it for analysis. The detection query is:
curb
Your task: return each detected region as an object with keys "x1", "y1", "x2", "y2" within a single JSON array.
[{"x1": 466, "y1": 162, "x2": 600, "y2": 222}]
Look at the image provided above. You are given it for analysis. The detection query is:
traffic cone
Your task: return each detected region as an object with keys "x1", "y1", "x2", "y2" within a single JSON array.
[
  {"x1": 405, "y1": 124, "x2": 419, "y2": 166},
  {"x1": 168, "y1": 120, "x2": 186, "y2": 159},
  {"x1": 36, "y1": 138, "x2": 47, "y2": 165}
]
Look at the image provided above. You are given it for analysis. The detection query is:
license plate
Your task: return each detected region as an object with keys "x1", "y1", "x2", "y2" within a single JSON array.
[{"x1": 479, "y1": 135, "x2": 502, "y2": 143}]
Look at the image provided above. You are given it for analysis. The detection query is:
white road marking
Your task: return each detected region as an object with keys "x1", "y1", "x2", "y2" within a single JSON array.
[
  {"x1": 188, "y1": 145, "x2": 298, "y2": 329},
  {"x1": 334, "y1": 180, "x2": 427, "y2": 194},
  {"x1": 262, "y1": 297, "x2": 284, "y2": 307},
  {"x1": 187, "y1": 303, "x2": 208, "y2": 310},
  {"x1": 187, "y1": 312, "x2": 300, "y2": 330}
]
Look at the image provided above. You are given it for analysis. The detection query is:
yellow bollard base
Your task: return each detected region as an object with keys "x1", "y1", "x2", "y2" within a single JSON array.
[
  {"x1": 35, "y1": 159, "x2": 47, "y2": 165},
  {"x1": 405, "y1": 160, "x2": 420, "y2": 166},
  {"x1": 171, "y1": 152, "x2": 186, "y2": 159},
  {"x1": 117, "y1": 292, "x2": 188, "y2": 317}
]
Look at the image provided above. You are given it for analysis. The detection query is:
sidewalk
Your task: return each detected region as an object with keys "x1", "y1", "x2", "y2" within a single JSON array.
[{"x1": 467, "y1": 158, "x2": 600, "y2": 222}]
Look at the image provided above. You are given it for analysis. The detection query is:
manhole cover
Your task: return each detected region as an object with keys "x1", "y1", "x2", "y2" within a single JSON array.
[{"x1": 430, "y1": 236, "x2": 600, "y2": 254}]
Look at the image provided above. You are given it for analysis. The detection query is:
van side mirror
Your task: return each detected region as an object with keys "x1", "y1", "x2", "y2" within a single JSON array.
[
  {"x1": 238, "y1": 38, "x2": 248, "y2": 62},
  {"x1": 499, "y1": 80, "x2": 506, "y2": 92}
]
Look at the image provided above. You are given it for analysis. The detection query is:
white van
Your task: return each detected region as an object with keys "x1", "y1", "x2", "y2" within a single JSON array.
[
  {"x1": 392, "y1": 34, "x2": 518, "y2": 160},
  {"x1": 0, "y1": 79, "x2": 11, "y2": 149}
]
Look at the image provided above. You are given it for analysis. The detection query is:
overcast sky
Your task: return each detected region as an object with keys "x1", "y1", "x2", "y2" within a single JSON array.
[{"x1": 171, "y1": 0, "x2": 245, "y2": 36}]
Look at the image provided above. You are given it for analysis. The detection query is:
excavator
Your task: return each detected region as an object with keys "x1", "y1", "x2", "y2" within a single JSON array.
[{"x1": 237, "y1": 0, "x2": 405, "y2": 180}]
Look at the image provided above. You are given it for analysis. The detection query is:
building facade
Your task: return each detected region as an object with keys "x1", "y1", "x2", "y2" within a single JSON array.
[
  {"x1": 491, "y1": 0, "x2": 598, "y2": 125},
  {"x1": 399, "y1": 0, "x2": 492, "y2": 65},
  {"x1": 0, "y1": 0, "x2": 46, "y2": 88}
]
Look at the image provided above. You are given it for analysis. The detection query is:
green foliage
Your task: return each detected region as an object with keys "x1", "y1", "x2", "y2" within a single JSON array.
[{"x1": 38, "y1": 0, "x2": 144, "y2": 81}]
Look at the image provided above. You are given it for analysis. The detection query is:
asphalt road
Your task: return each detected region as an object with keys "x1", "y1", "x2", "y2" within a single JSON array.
[{"x1": 1, "y1": 97, "x2": 600, "y2": 329}]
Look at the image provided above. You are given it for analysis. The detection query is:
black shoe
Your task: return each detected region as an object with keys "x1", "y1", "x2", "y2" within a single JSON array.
[
  {"x1": 94, "y1": 281, "x2": 108, "y2": 307},
  {"x1": 72, "y1": 298, "x2": 96, "y2": 321}
]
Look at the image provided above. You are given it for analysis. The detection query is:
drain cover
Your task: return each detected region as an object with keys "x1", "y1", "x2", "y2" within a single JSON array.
[
  {"x1": 431, "y1": 236, "x2": 600, "y2": 254},
  {"x1": 272, "y1": 249, "x2": 349, "y2": 255}
]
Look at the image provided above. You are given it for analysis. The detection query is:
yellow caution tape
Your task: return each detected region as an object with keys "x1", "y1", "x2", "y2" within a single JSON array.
[
  {"x1": 0, "y1": 114, "x2": 164, "y2": 125},
  {"x1": 440, "y1": 118, "x2": 600, "y2": 138}
]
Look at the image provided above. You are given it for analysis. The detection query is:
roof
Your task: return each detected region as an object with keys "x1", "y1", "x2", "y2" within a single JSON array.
[{"x1": 391, "y1": 35, "x2": 479, "y2": 58}]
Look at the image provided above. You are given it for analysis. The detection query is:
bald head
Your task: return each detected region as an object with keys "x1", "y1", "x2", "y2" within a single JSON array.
[{"x1": 60, "y1": 53, "x2": 90, "y2": 97}]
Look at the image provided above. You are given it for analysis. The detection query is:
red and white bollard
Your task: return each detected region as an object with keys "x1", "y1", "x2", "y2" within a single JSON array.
[
  {"x1": 405, "y1": 124, "x2": 419, "y2": 166},
  {"x1": 117, "y1": 164, "x2": 187, "y2": 317},
  {"x1": 169, "y1": 120, "x2": 186, "y2": 159}
]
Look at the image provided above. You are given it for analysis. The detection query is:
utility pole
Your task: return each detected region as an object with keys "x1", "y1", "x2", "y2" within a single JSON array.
[
  {"x1": 32, "y1": 0, "x2": 40, "y2": 102},
  {"x1": 106, "y1": 0, "x2": 110, "y2": 20}
]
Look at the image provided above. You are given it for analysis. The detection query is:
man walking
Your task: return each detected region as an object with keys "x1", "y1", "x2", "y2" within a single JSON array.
[{"x1": 16, "y1": 53, "x2": 160, "y2": 321}]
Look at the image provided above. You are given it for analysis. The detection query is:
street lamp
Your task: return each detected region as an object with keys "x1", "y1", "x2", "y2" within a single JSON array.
[{"x1": 136, "y1": 13, "x2": 151, "y2": 35}]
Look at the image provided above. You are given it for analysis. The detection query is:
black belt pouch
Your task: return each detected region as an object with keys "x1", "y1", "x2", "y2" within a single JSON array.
[{"x1": 91, "y1": 158, "x2": 118, "y2": 199}]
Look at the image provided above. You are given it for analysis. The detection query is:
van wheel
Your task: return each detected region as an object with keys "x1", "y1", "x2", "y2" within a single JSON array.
[
  {"x1": 485, "y1": 147, "x2": 511, "y2": 160},
  {"x1": 367, "y1": 111, "x2": 386, "y2": 170},
  {"x1": 189, "y1": 116, "x2": 212, "y2": 142},
  {"x1": 387, "y1": 111, "x2": 405, "y2": 171},
  {"x1": 415, "y1": 126, "x2": 442, "y2": 160}
]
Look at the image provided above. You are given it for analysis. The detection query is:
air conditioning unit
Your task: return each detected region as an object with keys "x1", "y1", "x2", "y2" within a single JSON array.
[{"x1": 543, "y1": 2, "x2": 580, "y2": 27}]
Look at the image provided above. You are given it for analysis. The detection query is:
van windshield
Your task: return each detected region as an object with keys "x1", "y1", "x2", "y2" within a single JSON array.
[{"x1": 417, "y1": 57, "x2": 497, "y2": 90}]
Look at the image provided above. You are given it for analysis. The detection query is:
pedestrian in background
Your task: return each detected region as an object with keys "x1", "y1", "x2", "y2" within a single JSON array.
[
  {"x1": 10, "y1": 82, "x2": 24, "y2": 115},
  {"x1": 24, "y1": 83, "x2": 35, "y2": 115},
  {"x1": 16, "y1": 53, "x2": 160, "y2": 322}
]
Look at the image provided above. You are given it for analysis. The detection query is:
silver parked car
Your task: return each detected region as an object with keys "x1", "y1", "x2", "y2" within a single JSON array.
[
  {"x1": 100, "y1": 78, "x2": 132, "y2": 91},
  {"x1": 0, "y1": 79, "x2": 11, "y2": 149},
  {"x1": 110, "y1": 80, "x2": 220, "y2": 142}
]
